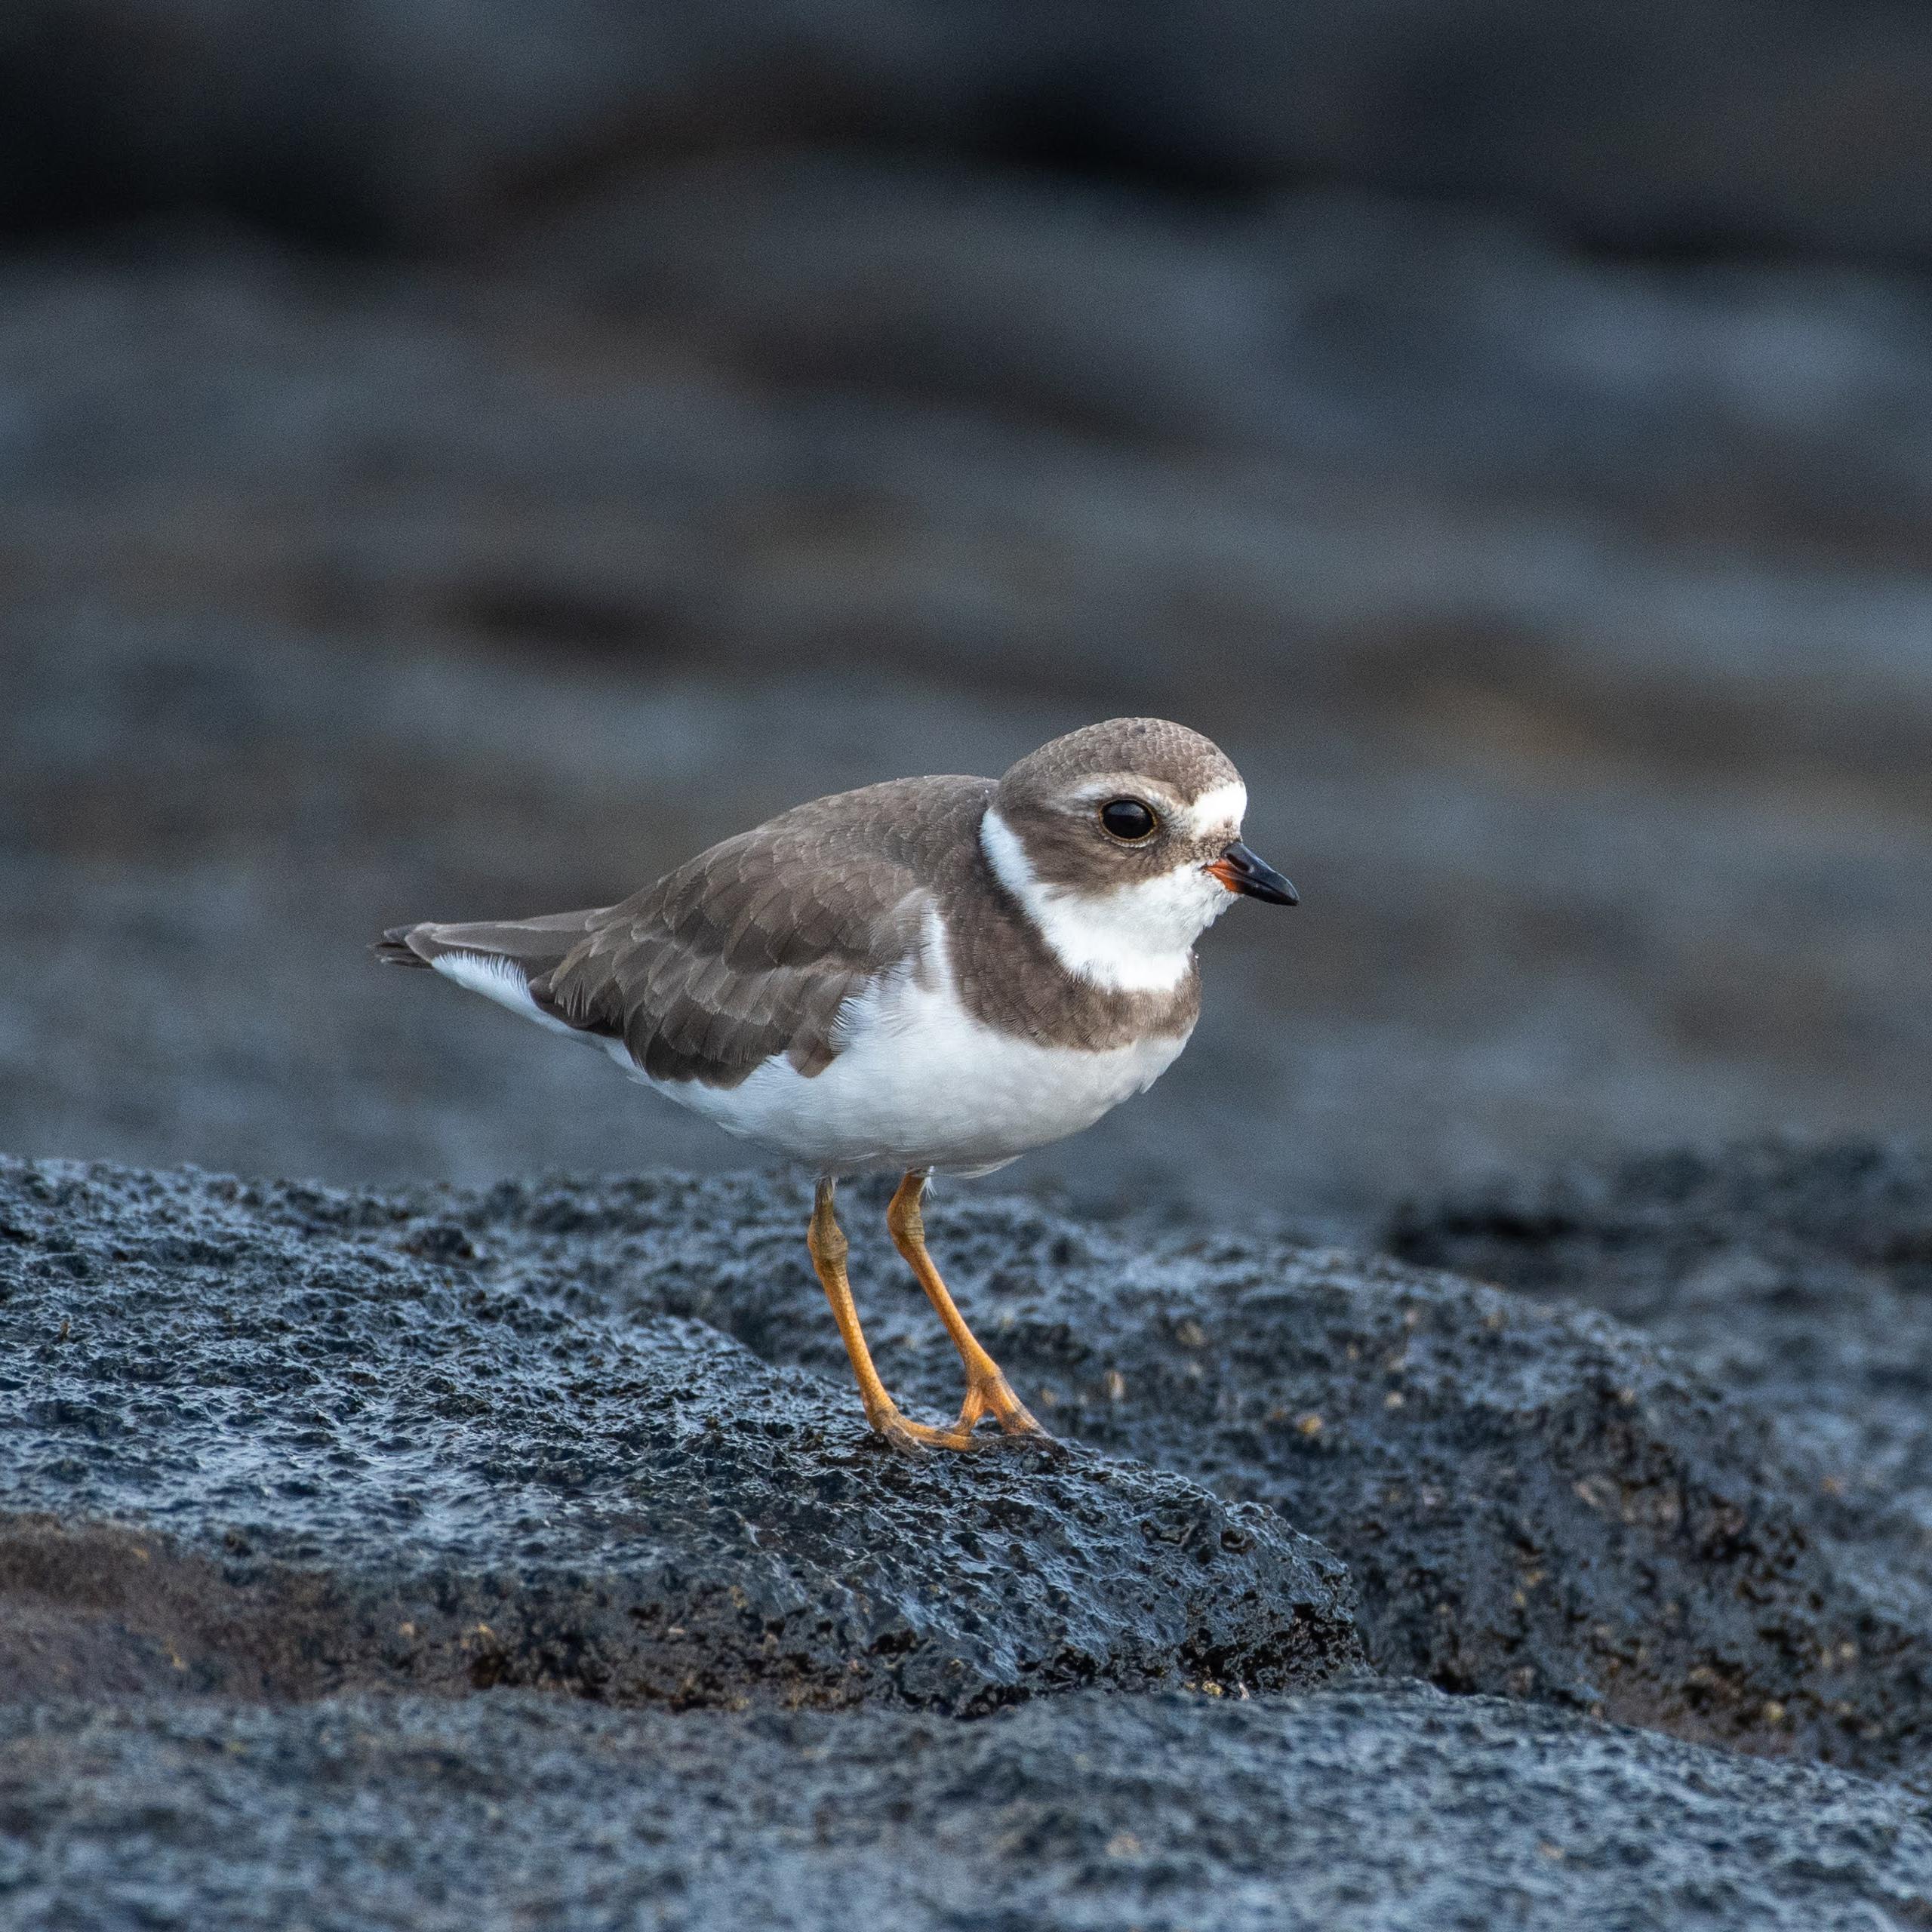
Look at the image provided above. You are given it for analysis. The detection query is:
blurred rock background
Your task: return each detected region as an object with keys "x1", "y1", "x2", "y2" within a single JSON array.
[{"x1": 3, "y1": 0, "x2": 1929, "y2": 1235}]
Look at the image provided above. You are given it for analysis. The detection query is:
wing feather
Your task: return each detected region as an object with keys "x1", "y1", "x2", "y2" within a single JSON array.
[
  {"x1": 539, "y1": 778, "x2": 989, "y2": 1086},
  {"x1": 379, "y1": 777, "x2": 990, "y2": 1087}
]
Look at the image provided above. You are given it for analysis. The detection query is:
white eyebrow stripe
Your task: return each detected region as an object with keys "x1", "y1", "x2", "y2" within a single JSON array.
[{"x1": 1180, "y1": 780, "x2": 1247, "y2": 838}]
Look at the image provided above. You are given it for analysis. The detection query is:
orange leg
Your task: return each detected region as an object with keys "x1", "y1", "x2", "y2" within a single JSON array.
[
  {"x1": 888, "y1": 1171, "x2": 1050, "y2": 1441},
  {"x1": 808, "y1": 1178, "x2": 979, "y2": 1457}
]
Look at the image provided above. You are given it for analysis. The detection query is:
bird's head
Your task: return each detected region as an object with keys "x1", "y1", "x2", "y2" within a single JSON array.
[{"x1": 981, "y1": 716, "x2": 1296, "y2": 992}]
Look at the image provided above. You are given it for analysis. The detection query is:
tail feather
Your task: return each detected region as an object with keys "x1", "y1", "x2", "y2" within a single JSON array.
[
  {"x1": 372, "y1": 909, "x2": 605, "y2": 974},
  {"x1": 374, "y1": 925, "x2": 432, "y2": 968}
]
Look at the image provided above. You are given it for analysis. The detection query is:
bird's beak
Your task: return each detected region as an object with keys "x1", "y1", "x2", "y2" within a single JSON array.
[{"x1": 1208, "y1": 841, "x2": 1299, "y2": 905}]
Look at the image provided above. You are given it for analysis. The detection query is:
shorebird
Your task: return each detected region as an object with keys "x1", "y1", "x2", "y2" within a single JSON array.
[{"x1": 377, "y1": 717, "x2": 1296, "y2": 1454}]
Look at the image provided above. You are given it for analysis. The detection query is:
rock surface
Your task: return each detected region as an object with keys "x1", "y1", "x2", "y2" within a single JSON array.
[
  {"x1": 6, "y1": 1683, "x2": 1932, "y2": 1932},
  {"x1": 10, "y1": 1151, "x2": 1932, "y2": 1925},
  {"x1": 0, "y1": 1157, "x2": 1358, "y2": 1711},
  {"x1": 453, "y1": 1164, "x2": 1932, "y2": 1786},
  {"x1": 14, "y1": 1151, "x2": 1930, "y2": 1786},
  {"x1": 1389, "y1": 1137, "x2": 1932, "y2": 1539}
]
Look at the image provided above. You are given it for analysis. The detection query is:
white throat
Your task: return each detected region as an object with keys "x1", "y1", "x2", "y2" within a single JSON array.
[{"x1": 980, "y1": 806, "x2": 1233, "y2": 993}]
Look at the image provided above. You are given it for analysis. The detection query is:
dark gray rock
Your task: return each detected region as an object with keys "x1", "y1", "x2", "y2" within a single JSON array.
[
  {"x1": 31, "y1": 1146, "x2": 1932, "y2": 1783},
  {"x1": 505, "y1": 153, "x2": 1289, "y2": 452},
  {"x1": 5, "y1": 1682, "x2": 1932, "y2": 1932},
  {"x1": 1387, "y1": 1137, "x2": 1932, "y2": 1536},
  {"x1": 0, "y1": 1157, "x2": 1359, "y2": 1712},
  {"x1": 508, "y1": 154, "x2": 1932, "y2": 546},
  {"x1": 446, "y1": 1166, "x2": 1932, "y2": 1786}
]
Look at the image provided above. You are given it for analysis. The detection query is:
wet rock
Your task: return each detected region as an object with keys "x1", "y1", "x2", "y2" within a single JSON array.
[
  {"x1": 459, "y1": 1167, "x2": 1932, "y2": 1785},
  {"x1": 10, "y1": 1137, "x2": 1932, "y2": 1781},
  {"x1": 1387, "y1": 1137, "x2": 1932, "y2": 1534},
  {"x1": 6, "y1": 1682, "x2": 1932, "y2": 1932},
  {"x1": 0, "y1": 1157, "x2": 1359, "y2": 1712}
]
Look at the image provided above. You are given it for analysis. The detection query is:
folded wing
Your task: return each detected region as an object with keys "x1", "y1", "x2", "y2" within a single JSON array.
[{"x1": 377, "y1": 780, "x2": 982, "y2": 1088}]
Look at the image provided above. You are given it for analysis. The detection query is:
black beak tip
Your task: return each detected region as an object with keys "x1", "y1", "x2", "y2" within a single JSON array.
[{"x1": 1222, "y1": 841, "x2": 1299, "y2": 906}]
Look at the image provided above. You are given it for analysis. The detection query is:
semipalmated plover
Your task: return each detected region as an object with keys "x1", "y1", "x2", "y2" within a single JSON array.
[{"x1": 377, "y1": 716, "x2": 1296, "y2": 1454}]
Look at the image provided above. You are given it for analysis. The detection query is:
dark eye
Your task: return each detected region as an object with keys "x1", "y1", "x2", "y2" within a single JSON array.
[{"x1": 1098, "y1": 798, "x2": 1158, "y2": 842}]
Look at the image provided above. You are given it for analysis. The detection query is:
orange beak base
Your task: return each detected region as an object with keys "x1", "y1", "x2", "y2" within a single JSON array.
[{"x1": 1208, "y1": 841, "x2": 1298, "y2": 905}]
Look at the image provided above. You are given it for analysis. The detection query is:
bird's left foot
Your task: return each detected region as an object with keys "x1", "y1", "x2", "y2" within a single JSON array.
[{"x1": 956, "y1": 1367, "x2": 1055, "y2": 1444}]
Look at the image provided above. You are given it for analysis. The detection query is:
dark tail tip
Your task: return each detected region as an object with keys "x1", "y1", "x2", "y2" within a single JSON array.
[{"x1": 374, "y1": 927, "x2": 430, "y2": 968}]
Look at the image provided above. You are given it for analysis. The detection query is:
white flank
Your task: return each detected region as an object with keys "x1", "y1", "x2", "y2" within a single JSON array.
[
  {"x1": 425, "y1": 910, "x2": 1188, "y2": 1177},
  {"x1": 979, "y1": 806, "x2": 1233, "y2": 993},
  {"x1": 623, "y1": 906, "x2": 1189, "y2": 1177}
]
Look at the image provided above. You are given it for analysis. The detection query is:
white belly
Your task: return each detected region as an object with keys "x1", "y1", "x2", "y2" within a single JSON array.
[{"x1": 635, "y1": 971, "x2": 1190, "y2": 1177}]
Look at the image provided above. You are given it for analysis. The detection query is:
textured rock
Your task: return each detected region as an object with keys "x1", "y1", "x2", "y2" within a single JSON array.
[
  {"x1": 441, "y1": 1165, "x2": 1932, "y2": 1785},
  {"x1": 5, "y1": 1683, "x2": 1932, "y2": 1932},
  {"x1": 17, "y1": 1150, "x2": 1923, "y2": 1776},
  {"x1": 1387, "y1": 1137, "x2": 1932, "y2": 1537},
  {"x1": 17, "y1": 1144, "x2": 1932, "y2": 1777},
  {"x1": 0, "y1": 1157, "x2": 1358, "y2": 1711}
]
